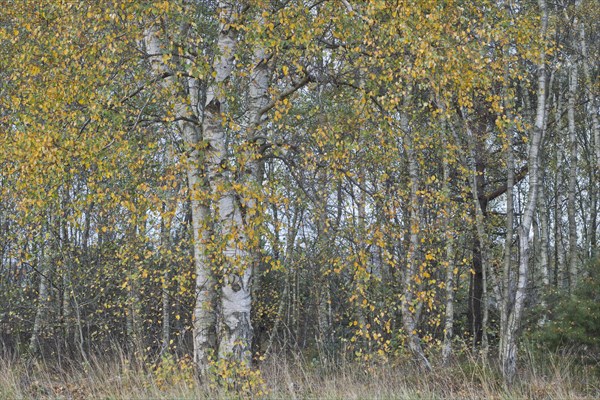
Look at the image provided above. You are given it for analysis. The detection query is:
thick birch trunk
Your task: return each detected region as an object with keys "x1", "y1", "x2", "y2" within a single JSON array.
[
  {"x1": 144, "y1": 24, "x2": 216, "y2": 372},
  {"x1": 218, "y1": 41, "x2": 269, "y2": 362},
  {"x1": 203, "y1": 5, "x2": 270, "y2": 365},
  {"x1": 200, "y1": 6, "x2": 238, "y2": 357}
]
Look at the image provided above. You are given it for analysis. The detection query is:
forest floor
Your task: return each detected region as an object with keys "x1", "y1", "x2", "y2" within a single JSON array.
[{"x1": 1, "y1": 349, "x2": 598, "y2": 399}]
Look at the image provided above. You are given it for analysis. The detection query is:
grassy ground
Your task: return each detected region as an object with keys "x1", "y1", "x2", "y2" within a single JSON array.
[{"x1": 1, "y1": 349, "x2": 598, "y2": 399}]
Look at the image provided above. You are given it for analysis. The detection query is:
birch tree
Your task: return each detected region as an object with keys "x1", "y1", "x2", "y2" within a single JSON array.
[{"x1": 500, "y1": 0, "x2": 549, "y2": 383}]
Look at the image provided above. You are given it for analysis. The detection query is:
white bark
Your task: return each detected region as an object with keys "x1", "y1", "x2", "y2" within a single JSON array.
[
  {"x1": 552, "y1": 91, "x2": 568, "y2": 288},
  {"x1": 400, "y1": 110, "x2": 431, "y2": 371},
  {"x1": 578, "y1": 20, "x2": 600, "y2": 260},
  {"x1": 441, "y1": 135, "x2": 456, "y2": 365},
  {"x1": 501, "y1": 0, "x2": 548, "y2": 384},
  {"x1": 202, "y1": 1, "x2": 238, "y2": 360},
  {"x1": 160, "y1": 209, "x2": 173, "y2": 353},
  {"x1": 203, "y1": 4, "x2": 271, "y2": 365},
  {"x1": 217, "y1": 42, "x2": 270, "y2": 362},
  {"x1": 500, "y1": 124, "x2": 515, "y2": 361},
  {"x1": 144, "y1": 23, "x2": 216, "y2": 372},
  {"x1": 538, "y1": 185, "x2": 550, "y2": 325}
]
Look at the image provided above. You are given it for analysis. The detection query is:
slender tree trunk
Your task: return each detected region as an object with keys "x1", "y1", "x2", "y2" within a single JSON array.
[
  {"x1": 578, "y1": 18, "x2": 599, "y2": 259},
  {"x1": 29, "y1": 245, "x2": 49, "y2": 355},
  {"x1": 354, "y1": 173, "x2": 370, "y2": 352},
  {"x1": 577, "y1": 16, "x2": 600, "y2": 176},
  {"x1": 265, "y1": 207, "x2": 299, "y2": 356},
  {"x1": 538, "y1": 185, "x2": 550, "y2": 325},
  {"x1": 567, "y1": 64, "x2": 578, "y2": 290},
  {"x1": 126, "y1": 220, "x2": 142, "y2": 357},
  {"x1": 551, "y1": 93, "x2": 566, "y2": 289},
  {"x1": 500, "y1": 125, "x2": 515, "y2": 361},
  {"x1": 160, "y1": 208, "x2": 172, "y2": 354},
  {"x1": 462, "y1": 122, "x2": 489, "y2": 353},
  {"x1": 126, "y1": 276, "x2": 141, "y2": 355},
  {"x1": 60, "y1": 206, "x2": 71, "y2": 354},
  {"x1": 465, "y1": 146, "x2": 488, "y2": 350},
  {"x1": 401, "y1": 110, "x2": 431, "y2": 371},
  {"x1": 441, "y1": 135, "x2": 457, "y2": 365},
  {"x1": 501, "y1": 0, "x2": 548, "y2": 383}
]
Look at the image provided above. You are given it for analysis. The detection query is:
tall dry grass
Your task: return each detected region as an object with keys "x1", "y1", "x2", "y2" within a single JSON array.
[{"x1": 0, "y1": 349, "x2": 598, "y2": 399}]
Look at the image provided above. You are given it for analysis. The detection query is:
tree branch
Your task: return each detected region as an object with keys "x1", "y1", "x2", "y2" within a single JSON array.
[
  {"x1": 482, "y1": 165, "x2": 529, "y2": 202},
  {"x1": 255, "y1": 74, "x2": 311, "y2": 122}
]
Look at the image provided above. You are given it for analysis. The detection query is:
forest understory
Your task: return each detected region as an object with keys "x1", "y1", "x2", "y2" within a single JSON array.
[{"x1": 1, "y1": 348, "x2": 599, "y2": 399}]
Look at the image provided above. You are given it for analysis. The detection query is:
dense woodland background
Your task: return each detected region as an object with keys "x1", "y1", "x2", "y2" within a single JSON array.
[{"x1": 0, "y1": 0, "x2": 599, "y2": 397}]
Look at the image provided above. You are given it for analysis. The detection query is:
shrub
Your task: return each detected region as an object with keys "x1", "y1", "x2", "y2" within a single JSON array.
[{"x1": 532, "y1": 258, "x2": 600, "y2": 363}]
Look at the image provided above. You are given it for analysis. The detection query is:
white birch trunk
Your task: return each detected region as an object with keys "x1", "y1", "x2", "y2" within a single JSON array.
[
  {"x1": 160, "y1": 209, "x2": 172, "y2": 353},
  {"x1": 501, "y1": 0, "x2": 548, "y2": 383},
  {"x1": 441, "y1": 136, "x2": 456, "y2": 365},
  {"x1": 567, "y1": 64, "x2": 579, "y2": 290},
  {"x1": 218, "y1": 41, "x2": 270, "y2": 363},
  {"x1": 203, "y1": 4, "x2": 271, "y2": 365},
  {"x1": 538, "y1": 185, "x2": 550, "y2": 325},
  {"x1": 401, "y1": 111, "x2": 431, "y2": 371},
  {"x1": 552, "y1": 92, "x2": 568, "y2": 289},
  {"x1": 201, "y1": 3, "x2": 238, "y2": 359},
  {"x1": 500, "y1": 125, "x2": 515, "y2": 362},
  {"x1": 144, "y1": 24, "x2": 216, "y2": 372}
]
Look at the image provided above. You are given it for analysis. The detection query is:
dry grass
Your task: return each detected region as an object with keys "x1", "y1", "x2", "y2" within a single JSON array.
[{"x1": 0, "y1": 350, "x2": 598, "y2": 399}]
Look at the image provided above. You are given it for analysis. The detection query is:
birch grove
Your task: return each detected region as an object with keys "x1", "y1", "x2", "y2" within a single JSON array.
[{"x1": 0, "y1": 0, "x2": 598, "y2": 388}]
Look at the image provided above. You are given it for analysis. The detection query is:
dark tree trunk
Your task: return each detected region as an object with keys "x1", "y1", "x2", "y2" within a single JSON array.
[{"x1": 469, "y1": 236, "x2": 484, "y2": 347}]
